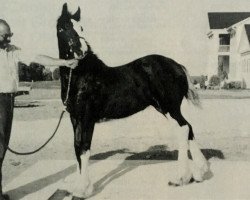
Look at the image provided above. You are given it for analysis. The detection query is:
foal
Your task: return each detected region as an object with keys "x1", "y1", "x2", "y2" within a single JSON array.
[{"x1": 57, "y1": 3, "x2": 209, "y2": 198}]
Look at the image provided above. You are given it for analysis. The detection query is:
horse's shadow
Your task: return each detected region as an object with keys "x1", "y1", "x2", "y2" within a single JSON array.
[
  {"x1": 6, "y1": 145, "x2": 224, "y2": 200},
  {"x1": 5, "y1": 149, "x2": 129, "y2": 200},
  {"x1": 91, "y1": 145, "x2": 224, "y2": 197}
]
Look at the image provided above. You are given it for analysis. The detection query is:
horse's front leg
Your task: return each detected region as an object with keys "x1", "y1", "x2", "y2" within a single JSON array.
[
  {"x1": 59, "y1": 105, "x2": 96, "y2": 199},
  {"x1": 72, "y1": 116, "x2": 95, "y2": 199}
]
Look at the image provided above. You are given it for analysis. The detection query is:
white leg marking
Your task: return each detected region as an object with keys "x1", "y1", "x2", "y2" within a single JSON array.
[
  {"x1": 73, "y1": 150, "x2": 93, "y2": 198},
  {"x1": 189, "y1": 140, "x2": 209, "y2": 182},
  {"x1": 169, "y1": 125, "x2": 192, "y2": 186}
]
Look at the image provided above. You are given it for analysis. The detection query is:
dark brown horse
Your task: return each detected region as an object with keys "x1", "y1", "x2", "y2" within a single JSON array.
[{"x1": 57, "y1": 3, "x2": 209, "y2": 199}]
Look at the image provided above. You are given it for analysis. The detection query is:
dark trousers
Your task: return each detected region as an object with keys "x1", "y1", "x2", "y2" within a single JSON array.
[{"x1": 0, "y1": 94, "x2": 14, "y2": 194}]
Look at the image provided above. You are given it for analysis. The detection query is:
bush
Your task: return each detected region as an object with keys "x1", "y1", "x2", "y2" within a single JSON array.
[
  {"x1": 18, "y1": 62, "x2": 31, "y2": 81},
  {"x1": 43, "y1": 68, "x2": 53, "y2": 81},
  {"x1": 209, "y1": 75, "x2": 220, "y2": 86},
  {"x1": 30, "y1": 62, "x2": 45, "y2": 81},
  {"x1": 191, "y1": 75, "x2": 208, "y2": 89},
  {"x1": 18, "y1": 62, "x2": 54, "y2": 81},
  {"x1": 224, "y1": 81, "x2": 242, "y2": 89},
  {"x1": 52, "y1": 68, "x2": 60, "y2": 80}
]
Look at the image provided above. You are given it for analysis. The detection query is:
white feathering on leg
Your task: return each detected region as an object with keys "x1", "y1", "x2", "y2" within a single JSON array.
[
  {"x1": 169, "y1": 125, "x2": 192, "y2": 186},
  {"x1": 189, "y1": 140, "x2": 209, "y2": 182},
  {"x1": 73, "y1": 150, "x2": 93, "y2": 198}
]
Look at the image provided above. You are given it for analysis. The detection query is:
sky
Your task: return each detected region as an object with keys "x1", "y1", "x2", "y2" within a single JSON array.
[{"x1": 1, "y1": 0, "x2": 250, "y2": 75}]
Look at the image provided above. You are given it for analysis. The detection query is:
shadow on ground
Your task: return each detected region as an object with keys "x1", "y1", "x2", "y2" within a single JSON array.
[
  {"x1": 6, "y1": 148, "x2": 130, "y2": 200},
  {"x1": 14, "y1": 101, "x2": 42, "y2": 108},
  {"x1": 51, "y1": 145, "x2": 224, "y2": 200},
  {"x1": 91, "y1": 145, "x2": 223, "y2": 197},
  {"x1": 6, "y1": 145, "x2": 224, "y2": 200}
]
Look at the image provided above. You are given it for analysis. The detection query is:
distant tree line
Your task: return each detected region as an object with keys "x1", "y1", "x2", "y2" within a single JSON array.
[{"x1": 18, "y1": 62, "x2": 60, "y2": 81}]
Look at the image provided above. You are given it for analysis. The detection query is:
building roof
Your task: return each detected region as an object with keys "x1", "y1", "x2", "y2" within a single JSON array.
[
  {"x1": 208, "y1": 12, "x2": 250, "y2": 29},
  {"x1": 244, "y1": 25, "x2": 250, "y2": 43}
]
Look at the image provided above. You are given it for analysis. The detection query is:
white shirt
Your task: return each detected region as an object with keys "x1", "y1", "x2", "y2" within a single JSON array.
[{"x1": 0, "y1": 46, "x2": 33, "y2": 93}]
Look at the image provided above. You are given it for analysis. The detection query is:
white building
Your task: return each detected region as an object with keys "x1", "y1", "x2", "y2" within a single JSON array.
[{"x1": 207, "y1": 12, "x2": 250, "y2": 88}]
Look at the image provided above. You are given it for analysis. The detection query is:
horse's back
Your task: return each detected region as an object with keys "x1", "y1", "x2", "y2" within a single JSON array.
[
  {"x1": 97, "y1": 54, "x2": 188, "y2": 119},
  {"x1": 129, "y1": 54, "x2": 188, "y2": 101}
]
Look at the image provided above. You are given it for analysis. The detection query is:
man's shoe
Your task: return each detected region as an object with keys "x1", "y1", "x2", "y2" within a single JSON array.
[{"x1": 0, "y1": 194, "x2": 10, "y2": 200}]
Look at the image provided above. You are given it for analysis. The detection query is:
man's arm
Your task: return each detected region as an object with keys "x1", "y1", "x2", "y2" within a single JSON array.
[{"x1": 34, "y1": 55, "x2": 78, "y2": 69}]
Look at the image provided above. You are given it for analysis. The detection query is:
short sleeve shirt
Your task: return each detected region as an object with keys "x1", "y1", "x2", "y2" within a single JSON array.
[{"x1": 0, "y1": 45, "x2": 35, "y2": 93}]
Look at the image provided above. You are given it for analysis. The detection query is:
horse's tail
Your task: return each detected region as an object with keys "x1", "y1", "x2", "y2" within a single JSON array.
[{"x1": 181, "y1": 65, "x2": 201, "y2": 108}]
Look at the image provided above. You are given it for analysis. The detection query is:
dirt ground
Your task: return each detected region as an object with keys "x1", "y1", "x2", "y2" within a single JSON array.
[{"x1": 3, "y1": 88, "x2": 250, "y2": 188}]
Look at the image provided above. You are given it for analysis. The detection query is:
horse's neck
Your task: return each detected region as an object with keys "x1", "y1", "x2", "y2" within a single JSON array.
[
  {"x1": 59, "y1": 67, "x2": 71, "y2": 85},
  {"x1": 82, "y1": 52, "x2": 107, "y2": 69}
]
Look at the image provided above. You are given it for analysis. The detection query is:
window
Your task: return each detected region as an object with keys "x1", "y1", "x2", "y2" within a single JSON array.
[
  {"x1": 248, "y1": 59, "x2": 250, "y2": 73},
  {"x1": 219, "y1": 34, "x2": 230, "y2": 45},
  {"x1": 242, "y1": 59, "x2": 246, "y2": 73}
]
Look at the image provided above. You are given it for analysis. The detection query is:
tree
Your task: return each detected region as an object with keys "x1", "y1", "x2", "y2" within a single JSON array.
[
  {"x1": 43, "y1": 68, "x2": 53, "y2": 81},
  {"x1": 209, "y1": 75, "x2": 220, "y2": 86},
  {"x1": 29, "y1": 62, "x2": 45, "y2": 81},
  {"x1": 52, "y1": 68, "x2": 60, "y2": 80},
  {"x1": 18, "y1": 62, "x2": 31, "y2": 81}
]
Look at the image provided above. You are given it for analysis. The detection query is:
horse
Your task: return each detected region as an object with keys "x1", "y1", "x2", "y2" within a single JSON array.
[{"x1": 56, "y1": 3, "x2": 209, "y2": 198}]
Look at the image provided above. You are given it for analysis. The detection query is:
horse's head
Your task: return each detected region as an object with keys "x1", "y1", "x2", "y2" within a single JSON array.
[{"x1": 57, "y1": 3, "x2": 88, "y2": 60}]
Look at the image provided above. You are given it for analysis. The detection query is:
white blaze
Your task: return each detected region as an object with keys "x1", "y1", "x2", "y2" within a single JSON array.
[{"x1": 71, "y1": 19, "x2": 88, "y2": 57}]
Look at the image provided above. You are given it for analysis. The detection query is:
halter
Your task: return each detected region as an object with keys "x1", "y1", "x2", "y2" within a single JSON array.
[
  {"x1": 63, "y1": 36, "x2": 88, "y2": 106},
  {"x1": 63, "y1": 67, "x2": 73, "y2": 106}
]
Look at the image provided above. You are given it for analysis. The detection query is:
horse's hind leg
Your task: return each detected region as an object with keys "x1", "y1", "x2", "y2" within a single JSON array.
[
  {"x1": 189, "y1": 138, "x2": 210, "y2": 182},
  {"x1": 167, "y1": 107, "x2": 208, "y2": 185},
  {"x1": 166, "y1": 108, "x2": 192, "y2": 186}
]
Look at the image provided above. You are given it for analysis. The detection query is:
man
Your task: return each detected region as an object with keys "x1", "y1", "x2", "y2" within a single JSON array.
[{"x1": 0, "y1": 19, "x2": 78, "y2": 200}]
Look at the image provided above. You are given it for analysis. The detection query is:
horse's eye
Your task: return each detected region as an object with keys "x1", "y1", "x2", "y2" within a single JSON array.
[
  {"x1": 65, "y1": 23, "x2": 71, "y2": 29},
  {"x1": 81, "y1": 26, "x2": 83, "y2": 32}
]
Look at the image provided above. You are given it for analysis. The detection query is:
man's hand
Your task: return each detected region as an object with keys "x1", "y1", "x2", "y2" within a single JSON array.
[
  {"x1": 6, "y1": 44, "x2": 21, "y2": 52},
  {"x1": 65, "y1": 59, "x2": 79, "y2": 69}
]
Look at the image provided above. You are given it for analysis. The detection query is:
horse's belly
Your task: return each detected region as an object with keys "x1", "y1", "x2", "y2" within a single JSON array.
[{"x1": 100, "y1": 95, "x2": 148, "y2": 119}]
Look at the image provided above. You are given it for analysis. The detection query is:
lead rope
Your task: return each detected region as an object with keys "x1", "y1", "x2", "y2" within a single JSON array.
[
  {"x1": 7, "y1": 68, "x2": 73, "y2": 155},
  {"x1": 7, "y1": 111, "x2": 66, "y2": 155},
  {"x1": 63, "y1": 68, "x2": 73, "y2": 106}
]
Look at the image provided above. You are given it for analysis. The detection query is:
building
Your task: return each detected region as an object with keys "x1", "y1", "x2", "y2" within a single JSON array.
[{"x1": 207, "y1": 12, "x2": 250, "y2": 88}]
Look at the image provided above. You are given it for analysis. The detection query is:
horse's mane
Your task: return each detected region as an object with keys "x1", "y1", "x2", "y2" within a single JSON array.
[{"x1": 77, "y1": 45, "x2": 107, "y2": 73}]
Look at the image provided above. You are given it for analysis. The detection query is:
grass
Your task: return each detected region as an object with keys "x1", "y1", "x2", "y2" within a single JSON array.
[
  {"x1": 17, "y1": 81, "x2": 61, "y2": 101},
  {"x1": 19, "y1": 81, "x2": 61, "y2": 89},
  {"x1": 15, "y1": 82, "x2": 62, "y2": 121},
  {"x1": 15, "y1": 81, "x2": 250, "y2": 102},
  {"x1": 19, "y1": 81, "x2": 250, "y2": 100},
  {"x1": 198, "y1": 89, "x2": 250, "y2": 99},
  {"x1": 12, "y1": 81, "x2": 250, "y2": 121}
]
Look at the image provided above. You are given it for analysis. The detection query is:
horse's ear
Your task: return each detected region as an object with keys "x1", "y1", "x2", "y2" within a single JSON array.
[
  {"x1": 61, "y1": 3, "x2": 69, "y2": 17},
  {"x1": 71, "y1": 7, "x2": 81, "y2": 21}
]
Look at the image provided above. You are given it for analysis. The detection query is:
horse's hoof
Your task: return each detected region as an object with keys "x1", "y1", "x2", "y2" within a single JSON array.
[
  {"x1": 85, "y1": 183, "x2": 94, "y2": 197},
  {"x1": 59, "y1": 174, "x2": 77, "y2": 192},
  {"x1": 168, "y1": 176, "x2": 192, "y2": 186},
  {"x1": 168, "y1": 170, "x2": 192, "y2": 187},
  {"x1": 190, "y1": 160, "x2": 210, "y2": 182},
  {"x1": 72, "y1": 196, "x2": 85, "y2": 200},
  {"x1": 73, "y1": 183, "x2": 93, "y2": 199}
]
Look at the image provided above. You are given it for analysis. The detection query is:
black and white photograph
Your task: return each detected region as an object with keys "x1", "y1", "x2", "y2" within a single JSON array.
[{"x1": 1, "y1": 0, "x2": 250, "y2": 199}]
